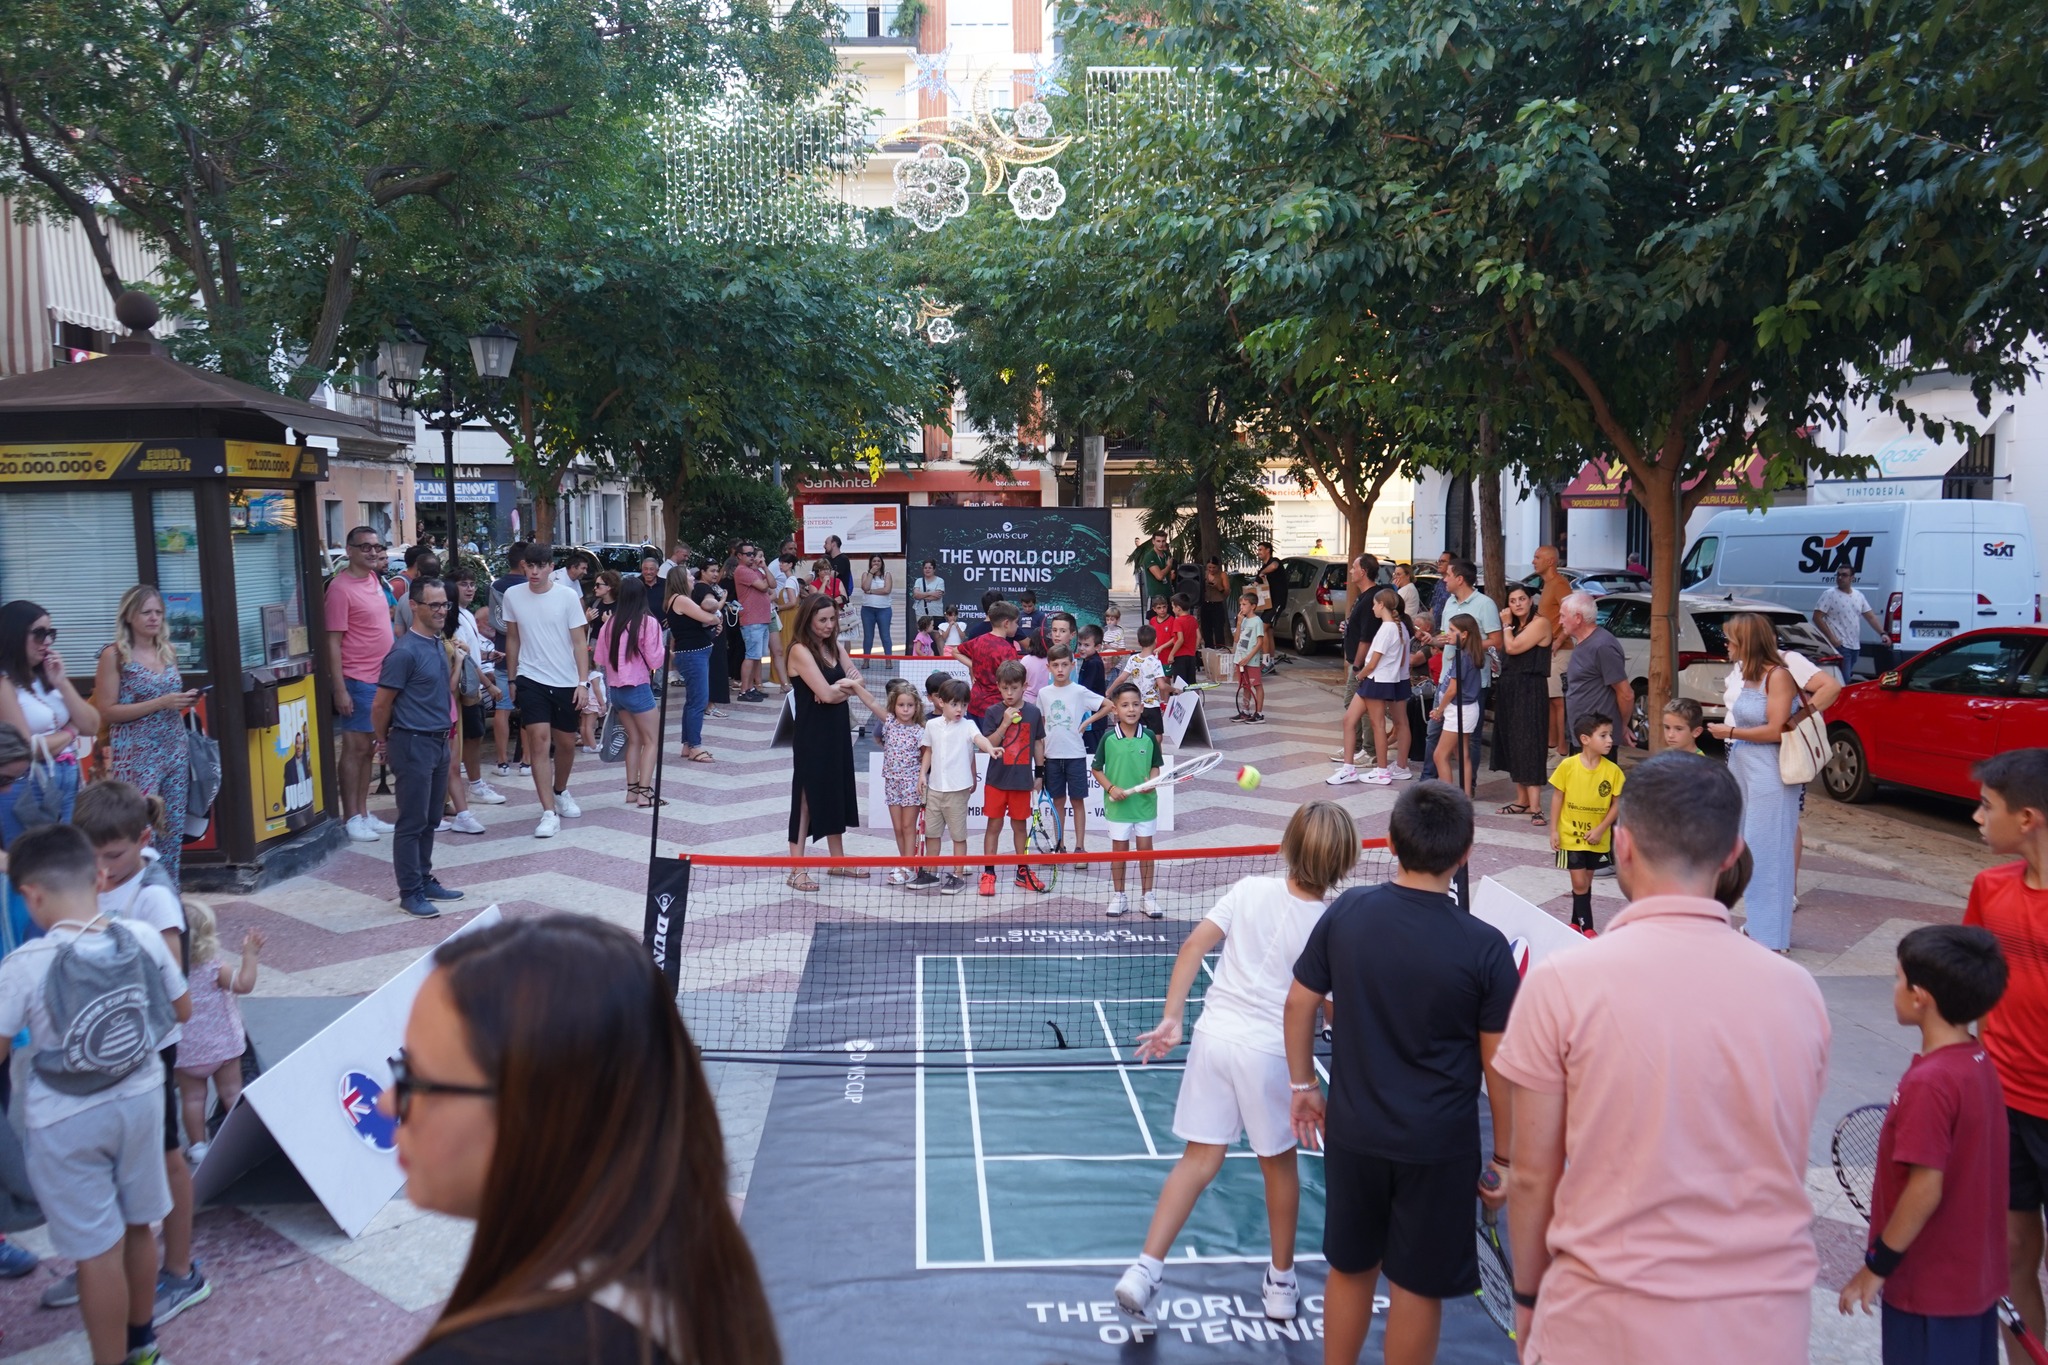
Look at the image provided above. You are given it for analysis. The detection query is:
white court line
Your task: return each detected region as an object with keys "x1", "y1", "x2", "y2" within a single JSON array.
[
  {"x1": 957, "y1": 956, "x2": 995, "y2": 1263},
  {"x1": 964, "y1": 995, "x2": 1208, "y2": 1005},
  {"x1": 951, "y1": 952, "x2": 1184, "y2": 959},
  {"x1": 923, "y1": 1252, "x2": 1330, "y2": 1270},
  {"x1": 914, "y1": 955, "x2": 926, "y2": 1269},
  {"x1": 1095, "y1": 1000, "x2": 1159, "y2": 1157},
  {"x1": 984, "y1": 1151, "x2": 1324, "y2": 1162}
]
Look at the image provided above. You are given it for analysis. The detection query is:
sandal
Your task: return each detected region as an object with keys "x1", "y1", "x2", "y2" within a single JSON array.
[
  {"x1": 683, "y1": 749, "x2": 715, "y2": 763},
  {"x1": 630, "y1": 783, "x2": 668, "y2": 808},
  {"x1": 827, "y1": 867, "x2": 870, "y2": 880},
  {"x1": 1529, "y1": 811, "x2": 1548, "y2": 827},
  {"x1": 1496, "y1": 803, "x2": 1531, "y2": 816},
  {"x1": 786, "y1": 872, "x2": 819, "y2": 892}
]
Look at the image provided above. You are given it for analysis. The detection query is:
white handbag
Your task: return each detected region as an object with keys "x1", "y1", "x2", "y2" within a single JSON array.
[{"x1": 1779, "y1": 684, "x2": 1830, "y2": 785}]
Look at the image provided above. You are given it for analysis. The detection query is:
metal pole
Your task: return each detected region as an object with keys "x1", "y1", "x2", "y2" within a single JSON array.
[
  {"x1": 443, "y1": 364, "x2": 459, "y2": 563},
  {"x1": 647, "y1": 639, "x2": 672, "y2": 864}
]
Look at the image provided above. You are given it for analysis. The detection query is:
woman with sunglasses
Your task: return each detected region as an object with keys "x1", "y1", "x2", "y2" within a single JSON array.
[
  {"x1": 0, "y1": 601, "x2": 99, "y2": 848},
  {"x1": 388, "y1": 915, "x2": 779, "y2": 1364}
]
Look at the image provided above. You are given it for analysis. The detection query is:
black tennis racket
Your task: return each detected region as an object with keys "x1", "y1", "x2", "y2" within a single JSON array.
[
  {"x1": 1473, "y1": 1170, "x2": 1515, "y2": 1338},
  {"x1": 1833, "y1": 1103, "x2": 2048, "y2": 1364}
]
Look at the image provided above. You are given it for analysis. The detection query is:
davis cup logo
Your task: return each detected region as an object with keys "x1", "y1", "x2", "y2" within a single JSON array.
[{"x1": 340, "y1": 1071, "x2": 398, "y2": 1153}]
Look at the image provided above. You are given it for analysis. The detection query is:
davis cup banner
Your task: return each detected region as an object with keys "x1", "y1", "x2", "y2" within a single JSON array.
[{"x1": 905, "y1": 507, "x2": 1112, "y2": 627}]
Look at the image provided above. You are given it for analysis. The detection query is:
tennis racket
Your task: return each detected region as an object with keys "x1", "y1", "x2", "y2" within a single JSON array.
[
  {"x1": 1123, "y1": 750, "x2": 1224, "y2": 795},
  {"x1": 1235, "y1": 668, "x2": 1256, "y2": 721},
  {"x1": 1833, "y1": 1103, "x2": 2048, "y2": 1364},
  {"x1": 1028, "y1": 791, "x2": 1063, "y2": 891},
  {"x1": 1474, "y1": 1199, "x2": 1516, "y2": 1338}
]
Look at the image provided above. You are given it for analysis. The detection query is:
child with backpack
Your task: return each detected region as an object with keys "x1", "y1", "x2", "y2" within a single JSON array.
[{"x1": 0, "y1": 824, "x2": 188, "y2": 1365}]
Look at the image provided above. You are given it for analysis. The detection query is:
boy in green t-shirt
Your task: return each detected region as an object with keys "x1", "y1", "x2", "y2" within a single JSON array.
[
  {"x1": 1548, "y1": 713, "x2": 1625, "y2": 937},
  {"x1": 1661, "y1": 697, "x2": 1707, "y2": 756},
  {"x1": 1093, "y1": 682, "x2": 1164, "y2": 919}
]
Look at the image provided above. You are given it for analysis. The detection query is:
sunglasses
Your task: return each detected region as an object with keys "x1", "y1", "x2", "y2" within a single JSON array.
[
  {"x1": 29, "y1": 627, "x2": 57, "y2": 643},
  {"x1": 351, "y1": 542, "x2": 387, "y2": 551},
  {"x1": 386, "y1": 1049, "x2": 494, "y2": 1123}
]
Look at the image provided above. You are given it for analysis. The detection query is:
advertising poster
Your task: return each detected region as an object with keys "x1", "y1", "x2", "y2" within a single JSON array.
[
  {"x1": 248, "y1": 675, "x2": 323, "y2": 842},
  {"x1": 905, "y1": 508, "x2": 1112, "y2": 627},
  {"x1": 803, "y1": 503, "x2": 902, "y2": 555}
]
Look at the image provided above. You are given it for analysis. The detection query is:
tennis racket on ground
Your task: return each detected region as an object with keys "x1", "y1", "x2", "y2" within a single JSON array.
[
  {"x1": 1122, "y1": 750, "x2": 1225, "y2": 795},
  {"x1": 1833, "y1": 1104, "x2": 2048, "y2": 1364},
  {"x1": 1474, "y1": 1199, "x2": 1516, "y2": 1338}
]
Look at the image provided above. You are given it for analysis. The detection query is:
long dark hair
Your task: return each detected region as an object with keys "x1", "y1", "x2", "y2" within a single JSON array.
[
  {"x1": 608, "y1": 577, "x2": 655, "y2": 673},
  {"x1": 790, "y1": 592, "x2": 841, "y2": 668},
  {"x1": 0, "y1": 601, "x2": 49, "y2": 690},
  {"x1": 1503, "y1": 584, "x2": 1537, "y2": 633},
  {"x1": 421, "y1": 917, "x2": 780, "y2": 1365}
]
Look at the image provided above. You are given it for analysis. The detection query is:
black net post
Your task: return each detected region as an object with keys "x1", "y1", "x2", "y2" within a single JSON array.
[{"x1": 644, "y1": 855, "x2": 689, "y2": 996}]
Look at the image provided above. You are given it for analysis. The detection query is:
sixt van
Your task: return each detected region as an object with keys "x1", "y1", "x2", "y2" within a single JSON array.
[{"x1": 1680, "y1": 500, "x2": 2039, "y2": 673}]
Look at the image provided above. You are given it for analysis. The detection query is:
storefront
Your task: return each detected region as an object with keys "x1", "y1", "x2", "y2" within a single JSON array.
[
  {"x1": 0, "y1": 293, "x2": 367, "y2": 885},
  {"x1": 414, "y1": 476, "x2": 517, "y2": 550}
]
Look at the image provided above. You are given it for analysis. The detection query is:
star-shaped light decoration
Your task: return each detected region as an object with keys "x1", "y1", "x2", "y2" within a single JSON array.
[
  {"x1": 1013, "y1": 101, "x2": 1053, "y2": 139},
  {"x1": 1007, "y1": 165, "x2": 1066, "y2": 221},
  {"x1": 901, "y1": 46, "x2": 960, "y2": 106},
  {"x1": 892, "y1": 146, "x2": 970, "y2": 232},
  {"x1": 1027, "y1": 53, "x2": 1067, "y2": 101}
]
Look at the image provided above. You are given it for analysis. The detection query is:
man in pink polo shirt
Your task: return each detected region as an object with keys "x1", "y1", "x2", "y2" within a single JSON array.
[
  {"x1": 731, "y1": 541, "x2": 774, "y2": 703},
  {"x1": 324, "y1": 526, "x2": 397, "y2": 843},
  {"x1": 1495, "y1": 751, "x2": 1830, "y2": 1364}
]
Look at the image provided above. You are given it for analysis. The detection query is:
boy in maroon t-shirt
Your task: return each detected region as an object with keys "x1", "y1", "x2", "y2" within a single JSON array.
[
  {"x1": 951, "y1": 600, "x2": 1020, "y2": 719},
  {"x1": 1166, "y1": 592, "x2": 1202, "y2": 685},
  {"x1": 1839, "y1": 924, "x2": 2011, "y2": 1363}
]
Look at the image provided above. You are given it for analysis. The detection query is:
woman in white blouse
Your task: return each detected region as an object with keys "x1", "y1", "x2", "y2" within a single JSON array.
[{"x1": 0, "y1": 600, "x2": 100, "y2": 843}]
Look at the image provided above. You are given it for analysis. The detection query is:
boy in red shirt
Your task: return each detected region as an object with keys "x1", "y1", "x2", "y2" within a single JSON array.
[
  {"x1": 950, "y1": 600, "x2": 1020, "y2": 719},
  {"x1": 1838, "y1": 925, "x2": 2010, "y2": 1364},
  {"x1": 1166, "y1": 593, "x2": 1202, "y2": 686}
]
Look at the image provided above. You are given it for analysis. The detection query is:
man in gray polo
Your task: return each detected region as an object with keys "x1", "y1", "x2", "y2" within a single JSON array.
[
  {"x1": 373, "y1": 577, "x2": 466, "y2": 920},
  {"x1": 1560, "y1": 591, "x2": 1634, "y2": 748}
]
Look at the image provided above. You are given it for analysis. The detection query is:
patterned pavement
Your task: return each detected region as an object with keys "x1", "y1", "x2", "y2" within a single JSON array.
[{"x1": 0, "y1": 655, "x2": 1991, "y2": 1362}]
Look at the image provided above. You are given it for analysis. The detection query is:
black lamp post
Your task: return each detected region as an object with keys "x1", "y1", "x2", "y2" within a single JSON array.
[{"x1": 379, "y1": 323, "x2": 518, "y2": 561}]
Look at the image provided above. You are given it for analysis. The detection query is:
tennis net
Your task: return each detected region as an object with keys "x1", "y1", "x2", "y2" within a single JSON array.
[{"x1": 652, "y1": 840, "x2": 1394, "y2": 1065}]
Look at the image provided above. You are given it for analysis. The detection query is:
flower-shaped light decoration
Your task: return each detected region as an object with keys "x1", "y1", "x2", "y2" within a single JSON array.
[
  {"x1": 892, "y1": 148, "x2": 970, "y2": 232},
  {"x1": 926, "y1": 316, "x2": 958, "y2": 344},
  {"x1": 1007, "y1": 165, "x2": 1066, "y2": 222},
  {"x1": 1013, "y1": 101, "x2": 1053, "y2": 140}
]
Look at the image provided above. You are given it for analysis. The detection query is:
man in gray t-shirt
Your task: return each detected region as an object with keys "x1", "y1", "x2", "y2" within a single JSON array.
[
  {"x1": 1559, "y1": 592, "x2": 1633, "y2": 749},
  {"x1": 374, "y1": 578, "x2": 465, "y2": 919}
]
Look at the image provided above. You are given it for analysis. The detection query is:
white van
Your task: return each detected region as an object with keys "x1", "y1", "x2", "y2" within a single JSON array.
[{"x1": 1680, "y1": 500, "x2": 2039, "y2": 670}]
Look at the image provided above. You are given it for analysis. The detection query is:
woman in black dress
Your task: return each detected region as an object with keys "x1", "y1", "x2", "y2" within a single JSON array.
[
  {"x1": 1490, "y1": 582, "x2": 1553, "y2": 820},
  {"x1": 785, "y1": 592, "x2": 870, "y2": 891}
]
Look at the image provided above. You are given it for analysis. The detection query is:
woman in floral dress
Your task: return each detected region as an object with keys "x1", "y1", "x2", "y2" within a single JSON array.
[{"x1": 94, "y1": 586, "x2": 201, "y2": 881}]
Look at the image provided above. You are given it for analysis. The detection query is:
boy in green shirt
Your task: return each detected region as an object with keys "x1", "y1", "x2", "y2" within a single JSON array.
[{"x1": 1093, "y1": 682, "x2": 1164, "y2": 919}]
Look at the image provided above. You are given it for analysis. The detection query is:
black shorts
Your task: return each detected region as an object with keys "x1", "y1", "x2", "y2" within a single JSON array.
[
  {"x1": 460, "y1": 702, "x2": 485, "y2": 741},
  {"x1": 1139, "y1": 707, "x2": 1164, "y2": 735},
  {"x1": 1322, "y1": 1144, "x2": 1480, "y2": 1297},
  {"x1": 162, "y1": 1043, "x2": 181, "y2": 1151},
  {"x1": 1172, "y1": 657, "x2": 1199, "y2": 684},
  {"x1": 514, "y1": 677, "x2": 580, "y2": 733},
  {"x1": 2010, "y1": 1107, "x2": 2048, "y2": 1212},
  {"x1": 1560, "y1": 848, "x2": 1614, "y2": 872}
]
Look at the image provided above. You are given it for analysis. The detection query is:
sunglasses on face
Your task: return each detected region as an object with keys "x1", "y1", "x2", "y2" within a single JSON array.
[
  {"x1": 29, "y1": 627, "x2": 57, "y2": 643},
  {"x1": 386, "y1": 1049, "x2": 494, "y2": 1123}
]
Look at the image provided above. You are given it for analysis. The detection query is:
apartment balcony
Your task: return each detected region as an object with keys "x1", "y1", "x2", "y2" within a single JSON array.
[
  {"x1": 325, "y1": 388, "x2": 417, "y2": 449},
  {"x1": 834, "y1": 2, "x2": 918, "y2": 46}
]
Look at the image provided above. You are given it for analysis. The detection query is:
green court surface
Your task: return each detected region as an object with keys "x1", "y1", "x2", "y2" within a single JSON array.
[{"x1": 914, "y1": 951, "x2": 1329, "y2": 1270}]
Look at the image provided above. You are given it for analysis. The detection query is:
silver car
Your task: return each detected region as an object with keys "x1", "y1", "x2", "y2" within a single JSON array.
[{"x1": 1590, "y1": 592, "x2": 1841, "y2": 741}]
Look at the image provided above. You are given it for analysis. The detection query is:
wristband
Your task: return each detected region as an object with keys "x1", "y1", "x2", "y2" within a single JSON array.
[
  {"x1": 1035, "y1": 765, "x2": 1047, "y2": 781},
  {"x1": 1511, "y1": 1288, "x2": 1538, "y2": 1309},
  {"x1": 1864, "y1": 1238, "x2": 1905, "y2": 1278},
  {"x1": 1491, "y1": 1152, "x2": 1511, "y2": 1167},
  {"x1": 1288, "y1": 1080, "x2": 1320, "y2": 1093}
]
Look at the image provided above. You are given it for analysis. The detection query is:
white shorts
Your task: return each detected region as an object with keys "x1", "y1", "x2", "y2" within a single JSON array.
[
  {"x1": 1442, "y1": 700, "x2": 1482, "y2": 734},
  {"x1": 26, "y1": 1092, "x2": 173, "y2": 1260},
  {"x1": 1105, "y1": 818, "x2": 1157, "y2": 841},
  {"x1": 1172, "y1": 1029, "x2": 1296, "y2": 1157}
]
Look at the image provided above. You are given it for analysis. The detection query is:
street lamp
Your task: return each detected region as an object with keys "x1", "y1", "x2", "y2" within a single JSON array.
[{"x1": 381, "y1": 323, "x2": 518, "y2": 561}]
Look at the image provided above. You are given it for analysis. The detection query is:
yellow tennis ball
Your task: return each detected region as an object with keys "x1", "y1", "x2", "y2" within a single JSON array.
[{"x1": 1237, "y1": 764, "x2": 1262, "y2": 791}]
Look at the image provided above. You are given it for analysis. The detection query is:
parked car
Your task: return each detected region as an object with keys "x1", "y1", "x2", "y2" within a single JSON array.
[
  {"x1": 1590, "y1": 592, "x2": 1841, "y2": 743},
  {"x1": 1520, "y1": 566, "x2": 1652, "y2": 599},
  {"x1": 577, "y1": 541, "x2": 662, "y2": 574},
  {"x1": 1821, "y1": 626, "x2": 2048, "y2": 803}
]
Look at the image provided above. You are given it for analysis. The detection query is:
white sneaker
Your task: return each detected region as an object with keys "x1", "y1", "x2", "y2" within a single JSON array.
[
  {"x1": 534, "y1": 811, "x2": 561, "y2": 839},
  {"x1": 1326, "y1": 765, "x2": 1360, "y2": 786},
  {"x1": 187, "y1": 1140, "x2": 210, "y2": 1167},
  {"x1": 1262, "y1": 1270, "x2": 1300, "y2": 1320},
  {"x1": 494, "y1": 762, "x2": 513, "y2": 777},
  {"x1": 1105, "y1": 892, "x2": 1129, "y2": 918},
  {"x1": 435, "y1": 818, "x2": 452, "y2": 832},
  {"x1": 367, "y1": 813, "x2": 396, "y2": 833},
  {"x1": 1114, "y1": 1263, "x2": 1160, "y2": 1322},
  {"x1": 469, "y1": 781, "x2": 507, "y2": 805},
  {"x1": 1385, "y1": 766, "x2": 1415, "y2": 781},
  {"x1": 346, "y1": 815, "x2": 379, "y2": 842},
  {"x1": 554, "y1": 790, "x2": 583, "y2": 818},
  {"x1": 1359, "y1": 768, "x2": 1394, "y2": 786},
  {"x1": 448, "y1": 811, "x2": 486, "y2": 835},
  {"x1": 1141, "y1": 891, "x2": 1161, "y2": 919},
  {"x1": 887, "y1": 868, "x2": 910, "y2": 886}
]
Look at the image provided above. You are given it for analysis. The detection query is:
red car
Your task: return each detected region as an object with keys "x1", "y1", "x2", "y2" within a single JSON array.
[{"x1": 1822, "y1": 626, "x2": 2048, "y2": 804}]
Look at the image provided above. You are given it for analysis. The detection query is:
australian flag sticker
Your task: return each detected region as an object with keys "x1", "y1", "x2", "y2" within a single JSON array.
[{"x1": 339, "y1": 1071, "x2": 398, "y2": 1153}]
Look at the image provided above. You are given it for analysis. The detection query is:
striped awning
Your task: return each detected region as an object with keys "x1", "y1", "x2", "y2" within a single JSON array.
[{"x1": 1, "y1": 196, "x2": 177, "y2": 377}]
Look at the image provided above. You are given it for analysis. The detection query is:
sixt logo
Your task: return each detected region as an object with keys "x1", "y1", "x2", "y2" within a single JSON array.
[
  {"x1": 1985, "y1": 541, "x2": 2017, "y2": 558},
  {"x1": 1798, "y1": 530, "x2": 1875, "y2": 575}
]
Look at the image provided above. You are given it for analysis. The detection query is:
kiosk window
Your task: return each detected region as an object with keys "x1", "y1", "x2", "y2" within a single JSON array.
[
  {"x1": 231, "y1": 491, "x2": 307, "y2": 667},
  {"x1": 0, "y1": 492, "x2": 139, "y2": 664},
  {"x1": 152, "y1": 490, "x2": 206, "y2": 672}
]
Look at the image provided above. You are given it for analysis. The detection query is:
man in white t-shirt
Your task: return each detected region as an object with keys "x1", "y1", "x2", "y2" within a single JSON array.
[
  {"x1": 1811, "y1": 567, "x2": 1882, "y2": 680},
  {"x1": 500, "y1": 542, "x2": 594, "y2": 838}
]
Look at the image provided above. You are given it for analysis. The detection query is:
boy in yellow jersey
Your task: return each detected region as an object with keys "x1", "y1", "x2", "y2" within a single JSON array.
[{"x1": 1548, "y1": 713, "x2": 1624, "y2": 936}]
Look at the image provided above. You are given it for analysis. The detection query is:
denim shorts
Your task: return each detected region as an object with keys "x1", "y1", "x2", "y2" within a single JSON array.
[
  {"x1": 741, "y1": 623, "x2": 771, "y2": 659},
  {"x1": 610, "y1": 682, "x2": 656, "y2": 714},
  {"x1": 339, "y1": 677, "x2": 378, "y2": 733},
  {"x1": 1043, "y1": 757, "x2": 1089, "y2": 802}
]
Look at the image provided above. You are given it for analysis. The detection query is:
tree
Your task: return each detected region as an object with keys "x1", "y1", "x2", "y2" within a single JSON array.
[{"x1": 670, "y1": 473, "x2": 794, "y2": 559}]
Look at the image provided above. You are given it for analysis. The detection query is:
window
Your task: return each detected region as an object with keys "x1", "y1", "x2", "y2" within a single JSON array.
[
  {"x1": 358, "y1": 501, "x2": 392, "y2": 542},
  {"x1": 1945, "y1": 433, "x2": 1996, "y2": 501},
  {"x1": 1904, "y1": 634, "x2": 2034, "y2": 696},
  {"x1": 323, "y1": 499, "x2": 344, "y2": 551},
  {"x1": 152, "y1": 490, "x2": 206, "y2": 671},
  {"x1": 1286, "y1": 561, "x2": 1316, "y2": 591},
  {"x1": 231, "y1": 491, "x2": 307, "y2": 667},
  {"x1": 1681, "y1": 537, "x2": 1717, "y2": 588},
  {"x1": 1598, "y1": 599, "x2": 1650, "y2": 640},
  {"x1": 0, "y1": 492, "x2": 139, "y2": 664}
]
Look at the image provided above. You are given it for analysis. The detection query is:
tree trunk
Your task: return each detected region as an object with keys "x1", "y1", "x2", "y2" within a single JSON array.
[
  {"x1": 1477, "y1": 414, "x2": 1508, "y2": 605},
  {"x1": 1638, "y1": 467, "x2": 1681, "y2": 752},
  {"x1": 1344, "y1": 501, "x2": 1371, "y2": 560},
  {"x1": 531, "y1": 495, "x2": 557, "y2": 544}
]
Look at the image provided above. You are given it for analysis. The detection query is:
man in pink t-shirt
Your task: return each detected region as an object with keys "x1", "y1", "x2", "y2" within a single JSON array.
[
  {"x1": 731, "y1": 541, "x2": 774, "y2": 703},
  {"x1": 1495, "y1": 752, "x2": 1830, "y2": 1365},
  {"x1": 324, "y1": 527, "x2": 397, "y2": 842}
]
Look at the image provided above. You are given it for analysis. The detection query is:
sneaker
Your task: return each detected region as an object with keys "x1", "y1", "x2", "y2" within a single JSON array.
[
  {"x1": 534, "y1": 811, "x2": 561, "y2": 839},
  {"x1": 447, "y1": 811, "x2": 486, "y2": 835},
  {"x1": 421, "y1": 879, "x2": 464, "y2": 902},
  {"x1": 1141, "y1": 891, "x2": 1162, "y2": 919},
  {"x1": 739, "y1": 688, "x2": 767, "y2": 703},
  {"x1": 906, "y1": 870, "x2": 941, "y2": 890},
  {"x1": 1247, "y1": 712, "x2": 1265, "y2": 723},
  {"x1": 1015, "y1": 868, "x2": 1048, "y2": 894},
  {"x1": 367, "y1": 813, "x2": 396, "y2": 833},
  {"x1": 154, "y1": 1263, "x2": 210, "y2": 1326},
  {"x1": 494, "y1": 762, "x2": 513, "y2": 777},
  {"x1": 577, "y1": 744, "x2": 601, "y2": 755},
  {"x1": 1262, "y1": 1269, "x2": 1300, "y2": 1321},
  {"x1": 40, "y1": 1269, "x2": 78, "y2": 1307},
  {"x1": 554, "y1": 789, "x2": 583, "y2": 818},
  {"x1": 1325, "y1": 765, "x2": 1360, "y2": 786},
  {"x1": 938, "y1": 873, "x2": 964, "y2": 895},
  {"x1": 1575, "y1": 924, "x2": 1598, "y2": 939},
  {"x1": 469, "y1": 781, "x2": 508, "y2": 805},
  {"x1": 518, "y1": 762, "x2": 532, "y2": 776},
  {"x1": 434, "y1": 818, "x2": 452, "y2": 833},
  {"x1": 1114, "y1": 1263, "x2": 1160, "y2": 1322},
  {"x1": 1105, "y1": 892, "x2": 1130, "y2": 917},
  {"x1": 345, "y1": 814, "x2": 379, "y2": 842},
  {"x1": 1359, "y1": 768, "x2": 1394, "y2": 786},
  {"x1": 887, "y1": 868, "x2": 910, "y2": 886},
  {"x1": 399, "y1": 894, "x2": 441, "y2": 919},
  {"x1": 123, "y1": 1346, "x2": 165, "y2": 1365},
  {"x1": 1593, "y1": 863, "x2": 1616, "y2": 879},
  {"x1": 977, "y1": 872, "x2": 997, "y2": 897},
  {"x1": 0, "y1": 1239, "x2": 35, "y2": 1279},
  {"x1": 187, "y1": 1140, "x2": 210, "y2": 1166},
  {"x1": 1385, "y1": 766, "x2": 1415, "y2": 781}
]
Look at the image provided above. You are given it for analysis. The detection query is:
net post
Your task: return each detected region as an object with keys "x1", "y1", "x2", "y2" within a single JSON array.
[
  {"x1": 646, "y1": 639, "x2": 673, "y2": 862},
  {"x1": 644, "y1": 854, "x2": 690, "y2": 996}
]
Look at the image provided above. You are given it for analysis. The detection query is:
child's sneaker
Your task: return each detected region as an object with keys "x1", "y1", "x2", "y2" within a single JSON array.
[
  {"x1": 1015, "y1": 868, "x2": 1047, "y2": 893},
  {"x1": 1359, "y1": 768, "x2": 1394, "y2": 786},
  {"x1": 1325, "y1": 764, "x2": 1360, "y2": 786},
  {"x1": 1141, "y1": 891, "x2": 1162, "y2": 919},
  {"x1": 153, "y1": 1262, "x2": 210, "y2": 1325},
  {"x1": 1261, "y1": 1268, "x2": 1299, "y2": 1320},
  {"x1": 977, "y1": 872, "x2": 997, "y2": 897},
  {"x1": 1385, "y1": 766, "x2": 1415, "y2": 781},
  {"x1": 1105, "y1": 892, "x2": 1129, "y2": 918},
  {"x1": 1114, "y1": 1262, "x2": 1160, "y2": 1322},
  {"x1": 123, "y1": 1347, "x2": 166, "y2": 1365},
  {"x1": 0, "y1": 1239, "x2": 37, "y2": 1279},
  {"x1": 938, "y1": 873, "x2": 965, "y2": 895},
  {"x1": 906, "y1": 870, "x2": 941, "y2": 890}
]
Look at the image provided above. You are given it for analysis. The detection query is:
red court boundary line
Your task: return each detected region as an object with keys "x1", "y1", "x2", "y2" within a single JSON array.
[{"x1": 675, "y1": 837, "x2": 1391, "y2": 870}]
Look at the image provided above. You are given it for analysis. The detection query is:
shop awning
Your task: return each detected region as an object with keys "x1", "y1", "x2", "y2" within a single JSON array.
[
  {"x1": 1809, "y1": 388, "x2": 1991, "y2": 504},
  {"x1": 1557, "y1": 454, "x2": 1767, "y2": 510}
]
